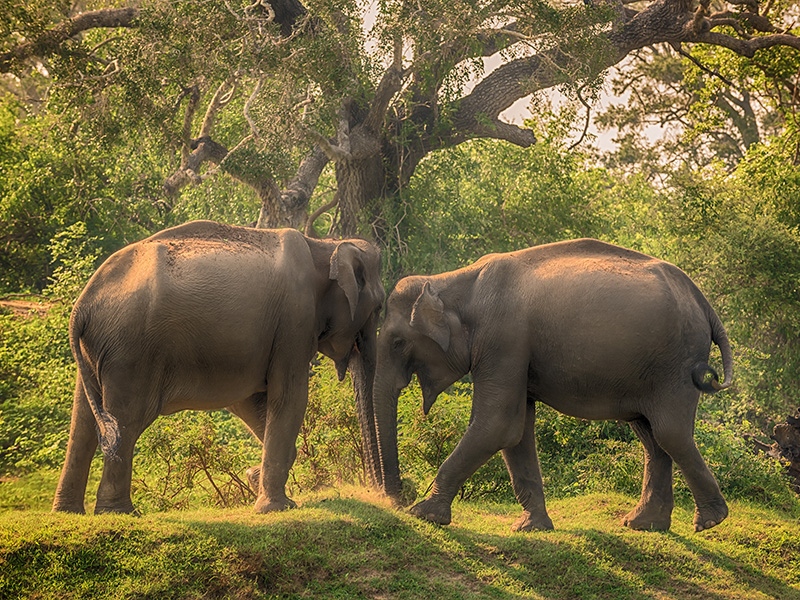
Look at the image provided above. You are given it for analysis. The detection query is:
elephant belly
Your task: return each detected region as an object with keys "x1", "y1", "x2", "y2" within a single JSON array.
[
  {"x1": 528, "y1": 336, "x2": 681, "y2": 422},
  {"x1": 156, "y1": 348, "x2": 271, "y2": 414},
  {"x1": 535, "y1": 389, "x2": 642, "y2": 422}
]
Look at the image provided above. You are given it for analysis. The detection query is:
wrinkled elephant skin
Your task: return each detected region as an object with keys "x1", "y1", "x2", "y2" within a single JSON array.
[
  {"x1": 373, "y1": 238, "x2": 733, "y2": 532},
  {"x1": 53, "y1": 220, "x2": 384, "y2": 515}
]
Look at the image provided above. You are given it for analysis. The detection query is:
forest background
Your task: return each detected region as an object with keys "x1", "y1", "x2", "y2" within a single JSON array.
[{"x1": 1, "y1": 0, "x2": 800, "y2": 522}]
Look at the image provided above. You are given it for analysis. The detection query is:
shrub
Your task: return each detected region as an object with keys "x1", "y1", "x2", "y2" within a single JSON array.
[
  {"x1": 291, "y1": 360, "x2": 368, "y2": 493},
  {"x1": 0, "y1": 308, "x2": 73, "y2": 475},
  {"x1": 132, "y1": 411, "x2": 260, "y2": 512},
  {"x1": 131, "y1": 359, "x2": 370, "y2": 511}
]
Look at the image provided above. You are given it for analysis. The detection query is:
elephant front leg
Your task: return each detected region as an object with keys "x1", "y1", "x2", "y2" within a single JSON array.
[
  {"x1": 502, "y1": 400, "x2": 553, "y2": 532},
  {"x1": 254, "y1": 369, "x2": 308, "y2": 513},
  {"x1": 623, "y1": 418, "x2": 675, "y2": 531},
  {"x1": 411, "y1": 379, "x2": 528, "y2": 526}
]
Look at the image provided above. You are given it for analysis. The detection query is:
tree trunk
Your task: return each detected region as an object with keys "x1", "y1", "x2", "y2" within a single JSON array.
[
  {"x1": 747, "y1": 408, "x2": 800, "y2": 494},
  {"x1": 334, "y1": 155, "x2": 385, "y2": 238}
]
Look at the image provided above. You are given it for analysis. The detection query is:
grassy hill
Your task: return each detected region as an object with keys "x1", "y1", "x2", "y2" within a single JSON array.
[{"x1": 1, "y1": 486, "x2": 799, "y2": 599}]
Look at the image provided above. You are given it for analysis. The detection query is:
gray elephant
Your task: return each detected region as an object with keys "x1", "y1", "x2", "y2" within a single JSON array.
[
  {"x1": 373, "y1": 238, "x2": 733, "y2": 532},
  {"x1": 53, "y1": 220, "x2": 385, "y2": 515}
]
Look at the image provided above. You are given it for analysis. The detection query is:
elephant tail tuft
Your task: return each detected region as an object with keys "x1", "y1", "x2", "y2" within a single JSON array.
[{"x1": 95, "y1": 412, "x2": 121, "y2": 461}]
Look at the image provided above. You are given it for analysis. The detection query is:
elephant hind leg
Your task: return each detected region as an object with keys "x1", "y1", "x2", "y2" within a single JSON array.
[
  {"x1": 93, "y1": 383, "x2": 158, "y2": 514},
  {"x1": 53, "y1": 377, "x2": 99, "y2": 513},
  {"x1": 228, "y1": 393, "x2": 268, "y2": 496},
  {"x1": 648, "y1": 396, "x2": 728, "y2": 532},
  {"x1": 623, "y1": 417, "x2": 674, "y2": 531}
]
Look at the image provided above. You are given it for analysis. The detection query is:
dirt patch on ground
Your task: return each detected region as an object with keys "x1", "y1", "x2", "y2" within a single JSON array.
[{"x1": 0, "y1": 299, "x2": 53, "y2": 318}]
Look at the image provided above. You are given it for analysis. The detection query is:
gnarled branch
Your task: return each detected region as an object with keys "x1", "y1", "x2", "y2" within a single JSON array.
[{"x1": 0, "y1": 8, "x2": 138, "y2": 73}]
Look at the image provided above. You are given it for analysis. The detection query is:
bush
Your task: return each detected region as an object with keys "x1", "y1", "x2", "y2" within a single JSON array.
[
  {"x1": 0, "y1": 308, "x2": 73, "y2": 475},
  {"x1": 130, "y1": 358, "x2": 371, "y2": 511},
  {"x1": 133, "y1": 411, "x2": 260, "y2": 512},
  {"x1": 291, "y1": 360, "x2": 368, "y2": 493}
]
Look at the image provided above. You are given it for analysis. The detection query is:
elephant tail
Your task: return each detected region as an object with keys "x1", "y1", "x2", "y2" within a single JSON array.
[
  {"x1": 692, "y1": 304, "x2": 734, "y2": 394},
  {"x1": 70, "y1": 308, "x2": 121, "y2": 460}
]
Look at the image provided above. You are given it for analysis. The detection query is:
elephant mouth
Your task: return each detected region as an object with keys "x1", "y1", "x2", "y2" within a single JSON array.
[
  {"x1": 318, "y1": 320, "x2": 333, "y2": 344},
  {"x1": 334, "y1": 344, "x2": 355, "y2": 381}
]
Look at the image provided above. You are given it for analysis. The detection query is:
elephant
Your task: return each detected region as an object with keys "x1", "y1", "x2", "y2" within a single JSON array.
[
  {"x1": 52, "y1": 220, "x2": 385, "y2": 515},
  {"x1": 373, "y1": 238, "x2": 733, "y2": 533}
]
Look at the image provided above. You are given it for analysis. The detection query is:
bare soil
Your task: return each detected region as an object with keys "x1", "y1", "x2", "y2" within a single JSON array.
[{"x1": 0, "y1": 299, "x2": 53, "y2": 318}]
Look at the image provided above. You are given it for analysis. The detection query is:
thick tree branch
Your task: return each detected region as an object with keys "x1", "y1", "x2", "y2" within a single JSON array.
[
  {"x1": 200, "y1": 78, "x2": 238, "y2": 139},
  {"x1": 179, "y1": 86, "x2": 201, "y2": 166},
  {"x1": 690, "y1": 32, "x2": 800, "y2": 57},
  {"x1": 280, "y1": 146, "x2": 330, "y2": 217},
  {"x1": 436, "y1": 0, "x2": 798, "y2": 149},
  {"x1": 0, "y1": 8, "x2": 138, "y2": 73},
  {"x1": 363, "y1": 67, "x2": 404, "y2": 134}
]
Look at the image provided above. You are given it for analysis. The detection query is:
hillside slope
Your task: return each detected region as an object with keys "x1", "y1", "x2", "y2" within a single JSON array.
[{"x1": 1, "y1": 490, "x2": 799, "y2": 599}]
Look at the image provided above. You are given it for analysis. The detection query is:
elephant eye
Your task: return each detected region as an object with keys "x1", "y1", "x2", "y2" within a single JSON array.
[{"x1": 391, "y1": 337, "x2": 406, "y2": 351}]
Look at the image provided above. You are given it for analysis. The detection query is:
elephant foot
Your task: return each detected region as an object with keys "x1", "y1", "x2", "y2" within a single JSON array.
[
  {"x1": 246, "y1": 466, "x2": 261, "y2": 494},
  {"x1": 409, "y1": 498, "x2": 451, "y2": 526},
  {"x1": 94, "y1": 502, "x2": 138, "y2": 515},
  {"x1": 52, "y1": 498, "x2": 86, "y2": 514},
  {"x1": 693, "y1": 498, "x2": 728, "y2": 532},
  {"x1": 622, "y1": 501, "x2": 672, "y2": 531},
  {"x1": 254, "y1": 494, "x2": 297, "y2": 514},
  {"x1": 511, "y1": 510, "x2": 554, "y2": 532}
]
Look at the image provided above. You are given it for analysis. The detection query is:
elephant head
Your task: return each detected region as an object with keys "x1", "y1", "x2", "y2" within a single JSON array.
[
  {"x1": 314, "y1": 238, "x2": 385, "y2": 487},
  {"x1": 372, "y1": 277, "x2": 471, "y2": 501}
]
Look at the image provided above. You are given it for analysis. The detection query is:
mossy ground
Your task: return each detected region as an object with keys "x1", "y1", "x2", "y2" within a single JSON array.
[{"x1": 1, "y1": 485, "x2": 798, "y2": 599}]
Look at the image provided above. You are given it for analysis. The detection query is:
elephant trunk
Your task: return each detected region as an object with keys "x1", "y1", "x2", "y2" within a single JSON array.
[
  {"x1": 372, "y1": 361, "x2": 403, "y2": 503},
  {"x1": 350, "y1": 323, "x2": 383, "y2": 489}
]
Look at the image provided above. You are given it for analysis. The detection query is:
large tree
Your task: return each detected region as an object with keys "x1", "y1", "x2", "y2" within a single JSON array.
[{"x1": 2, "y1": 0, "x2": 798, "y2": 237}]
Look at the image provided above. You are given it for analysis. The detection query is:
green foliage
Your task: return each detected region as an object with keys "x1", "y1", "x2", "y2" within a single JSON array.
[
  {"x1": 43, "y1": 222, "x2": 101, "y2": 304},
  {"x1": 596, "y1": 40, "x2": 800, "y2": 173},
  {"x1": 292, "y1": 360, "x2": 368, "y2": 492},
  {"x1": 0, "y1": 94, "x2": 163, "y2": 293},
  {"x1": 133, "y1": 411, "x2": 260, "y2": 512},
  {"x1": 385, "y1": 138, "x2": 607, "y2": 281},
  {"x1": 0, "y1": 308, "x2": 73, "y2": 475},
  {"x1": 0, "y1": 221, "x2": 109, "y2": 475}
]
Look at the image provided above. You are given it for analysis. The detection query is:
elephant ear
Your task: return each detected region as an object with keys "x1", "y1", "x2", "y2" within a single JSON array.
[
  {"x1": 410, "y1": 282, "x2": 450, "y2": 352},
  {"x1": 329, "y1": 241, "x2": 361, "y2": 321}
]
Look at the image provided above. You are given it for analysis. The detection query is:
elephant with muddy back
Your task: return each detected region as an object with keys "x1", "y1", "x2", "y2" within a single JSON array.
[
  {"x1": 53, "y1": 220, "x2": 385, "y2": 515},
  {"x1": 372, "y1": 238, "x2": 733, "y2": 532}
]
